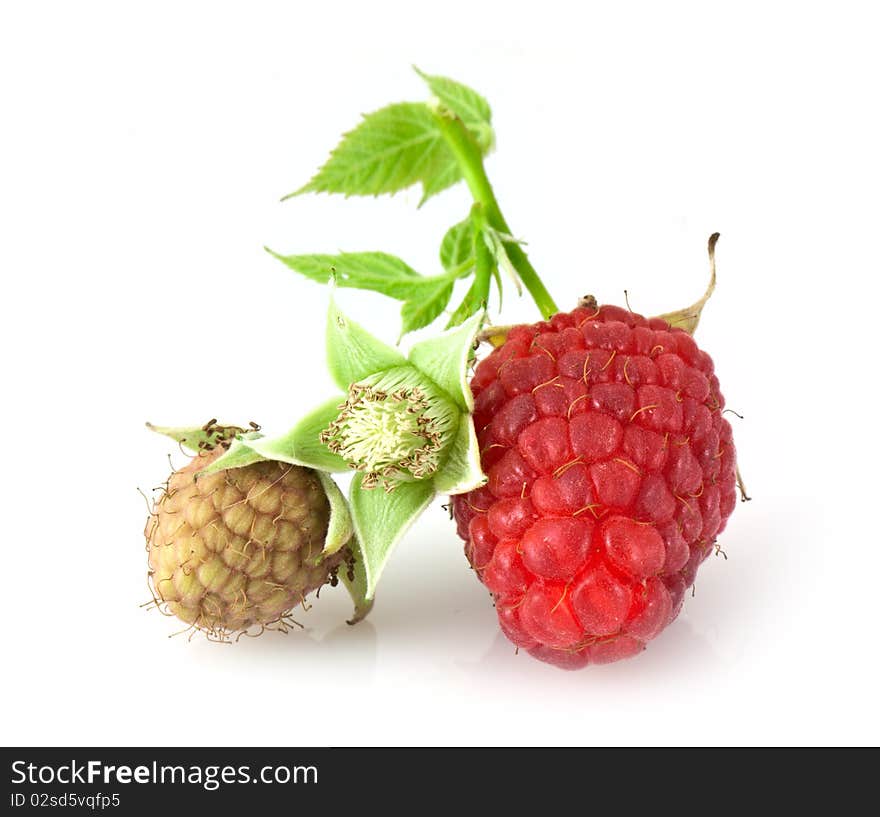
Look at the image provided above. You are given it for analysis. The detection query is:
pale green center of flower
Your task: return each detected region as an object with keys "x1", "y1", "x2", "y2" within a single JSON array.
[
  {"x1": 334, "y1": 392, "x2": 431, "y2": 470},
  {"x1": 320, "y1": 367, "x2": 458, "y2": 491}
]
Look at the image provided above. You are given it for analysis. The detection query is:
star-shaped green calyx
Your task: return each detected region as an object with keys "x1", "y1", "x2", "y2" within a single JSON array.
[{"x1": 199, "y1": 298, "x2": 486, "y2": 607}]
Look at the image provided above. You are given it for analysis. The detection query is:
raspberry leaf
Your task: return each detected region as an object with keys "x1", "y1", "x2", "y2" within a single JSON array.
[
  {"x1": 417, "y1": 160, "x2": 465, "y2": 205},
  {"x1": 277, "y1": 72, "x2": 557, "y2": 335},
  {"x1": 446, "y1": 276, "x2": 488, "y2": 327},
  {"x1": 288, "y1": 102, "x2": 461, "y2": 203},
  {"x1": 349, "y1": 475, "x2": 436, "y2": 599},
  {"x1": 399, "y1": 276, "x2": 455, "y2": 337},
  {"x1": 447, "y1": 208, "x2": 493, "y2": 326},
  {"x1": 266, "y1": 250, "x2": 425, "y2": 299},
  {"x1": 439, "y1": 217, "x2": 475, "y2": 273},
  {"x1": 432, "y1": 416, "x2": 486, "y2": 494},
  {"x1": 326, "y1": 298, "x2": 406, "y2": 388},
  {"x1": 314, "y1": 472, "x2": 355, "y2": 557},
  {"x1": 407, "y1": 310, "x2": 484, "y2": 411},
  {"x1": 429, "y1": 107, "x2": 558, "y2": 318},
  {"x1": 414, "y1": 67, "x2": 493, "y2": 152},
  {"x1": 248, "y1": 397, "x2": 350, "y2": 473}
]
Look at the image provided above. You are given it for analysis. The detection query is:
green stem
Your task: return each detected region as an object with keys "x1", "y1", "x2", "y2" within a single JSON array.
[
  {"x1": 444, "y1": 256, "x2": 477, "y2": 280},
  {"x1": 470, "y1": 204, "x2": 493, "y2": 308},
  {"x1": 432, "y1": 109, "x2": 559, "y2": 319}
]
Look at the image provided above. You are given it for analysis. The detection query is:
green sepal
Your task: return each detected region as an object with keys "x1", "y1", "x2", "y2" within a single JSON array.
[
  {"x1": 407, "y1": 310, "x2": 484, "y2": 411},
  {"x1": 482, "y1": 225, "x2": 522, "y2": 295},
  {"x1": 195, "y1": 437, "x2": 266, "y2": 477},
  {"x1": 249, "y1": 397, "x2": 350, "y2": 473},
  {"x1": 145, "y1": 421, "x2": 248, "y2": 454},
  {"x1": 314, "y1": 472, "x2": 354, "y2": 558},
  {"x1": 327, "y1": 298, "x2": 406, "y2": 389},
  {"x1": 340, "y1": 537, "x2": 374, "y2": 625},
  {"x1": 349, "y1": 474, "x2": 435, "y2": 599},
  {"x1": 433, "y1": 415, "x2": 486, "y2": 495},
  {"x1": 448, "y1": 206, "x2": 492, "y2": 326},
  {"x1": 439, "y1": 217, "x2": 475, "y2": 273}
]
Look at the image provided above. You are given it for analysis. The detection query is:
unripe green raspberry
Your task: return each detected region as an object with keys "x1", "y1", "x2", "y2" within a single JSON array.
[{"x1": 145, "y1": 446, "x2": 347, "y2": 640}]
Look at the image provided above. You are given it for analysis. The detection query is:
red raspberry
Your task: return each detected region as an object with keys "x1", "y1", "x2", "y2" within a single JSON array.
[{"x1": 454, "y1": 304, "x2": 737, "y2": 669}]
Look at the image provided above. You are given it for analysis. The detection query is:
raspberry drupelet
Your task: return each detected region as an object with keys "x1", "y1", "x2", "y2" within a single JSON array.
[{"x1": 452, "y1": 303, "x2": 737, "y2": 669}]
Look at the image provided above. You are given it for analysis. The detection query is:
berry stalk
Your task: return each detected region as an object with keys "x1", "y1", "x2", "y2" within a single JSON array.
[{"x1": 431, "y1": 107, "x2": 559, "y2": 320}]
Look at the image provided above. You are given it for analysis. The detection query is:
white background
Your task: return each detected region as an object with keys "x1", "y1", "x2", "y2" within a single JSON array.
[{"x1": 2, "y1": 1, "x2": 878, "y2": 746}]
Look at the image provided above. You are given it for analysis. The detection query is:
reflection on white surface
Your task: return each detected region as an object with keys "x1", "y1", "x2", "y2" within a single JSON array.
[
  {"x1": 218, "y1": 619, "x2": 381, "y2": 682},
  {"x1": 186, "y1": 495, "x2": 775, "y2": 684}
]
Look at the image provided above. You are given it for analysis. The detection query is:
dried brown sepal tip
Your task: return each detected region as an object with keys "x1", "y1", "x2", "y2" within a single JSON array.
[
  {"x1": 657, "y1": 233, "x2": 720, "y2": 335},
  {"x1": 577, "y1": 294, "x2": 598, "y2": 311},
  {"x1": 471, "y1": 234, "x2": 719, "y2": 354},
  {"x1": 145, "y1": 420, "x2": 250, "y2": 454}
]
